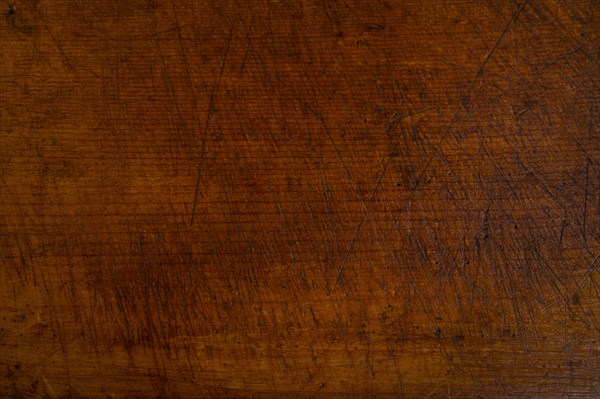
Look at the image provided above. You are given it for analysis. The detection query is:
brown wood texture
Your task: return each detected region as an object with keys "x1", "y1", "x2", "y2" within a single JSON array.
[{"x1": 1, "y1": 0, "x2": 599, "y2": 397}]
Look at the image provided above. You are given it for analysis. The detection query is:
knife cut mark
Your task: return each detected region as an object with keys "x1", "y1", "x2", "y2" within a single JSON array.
[
  {"x1": 582, "y1": 158, "x2": 591, "y2": 251},
  {"x1": 190, "y1": 13, "x2": 237, "y2": 225},
  {"x1": 475, "y1": 0, "x2": 528, "y2": 78},
  {"x1": 332, "y1": 143, "x2": 397, "y2": 291}
]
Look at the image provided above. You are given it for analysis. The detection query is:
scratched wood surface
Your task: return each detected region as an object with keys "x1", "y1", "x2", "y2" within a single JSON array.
[{"x1": 1, "y1": 0, "x2": 599, "y2": 397}]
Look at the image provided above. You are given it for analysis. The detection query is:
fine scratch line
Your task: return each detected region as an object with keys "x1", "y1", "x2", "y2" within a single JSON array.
[
  {"x1": 582, "y1": 158, "x2": 591, "y2": 250},
  {"x1": 475, "y1": 0, "x2": 528, "y2": 78},
  {"x1": 190, "y1": 17, "x2": 237, "y2": 225},
  {"x1": 332, "y1": 144, "x2": 397, "y2": 291}
]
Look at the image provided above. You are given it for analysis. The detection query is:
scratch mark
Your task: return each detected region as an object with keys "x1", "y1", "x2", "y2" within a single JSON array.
[
  {"x1": 386, "y1": 107, "x2": 434, "y2": 136},
  {"x1": 190, "y1": 15, "x2": 237, "y2": 224},
  {"x1": 332, "y1": 144, "x2": 397, "y2": 290},
  {"x1": 571, "y1": 253, "x2": 600, "y2": 298},
  {"x1": 45, "y1": 27, "x2": 73, "y2": 70},
  {"x1": 410, "y1": 112, "x2": 460, "y2": 191},
  {"x1": 239, "y1": 11, "x2": 256, "y2": 75},
  {"x1": 582, "y1": 158, "x2": 591, "y2": 250},
  {"x1": 332, "y1": 219, "x2": 364, "y2": 291},
  {"x1": 475, "y1": 0, "x2": 528, "y2": 77},
  {"x1": 515, "y1": 156, "x2": 563, "y2": 206},
  {"x1": 388, "y1": 348, "x2": 403, "y2": 392},
  {"x1": 545, "y1": 45, "x2": 584, "y2": 68},
  {"x1": 558, "y1": 216, "x2": 567, "y2": 247}
]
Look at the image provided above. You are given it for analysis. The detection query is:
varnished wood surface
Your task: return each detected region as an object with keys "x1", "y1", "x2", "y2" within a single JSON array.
[{"x1": 1, "y1": 0, "x2": 599, "y2": 397}]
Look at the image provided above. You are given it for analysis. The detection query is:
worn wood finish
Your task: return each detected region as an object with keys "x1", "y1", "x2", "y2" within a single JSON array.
[{"x1": 1, "y1": 0, "x2": 599, "y2": 397}]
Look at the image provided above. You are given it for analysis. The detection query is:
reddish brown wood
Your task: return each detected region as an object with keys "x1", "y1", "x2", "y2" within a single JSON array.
[{"x1": 1, "y1": 0, "x2": 599, "y2": 397}]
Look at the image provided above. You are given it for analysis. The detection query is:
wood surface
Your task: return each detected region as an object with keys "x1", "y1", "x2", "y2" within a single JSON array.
[{"x1": 1, "y1": 0, "x2": 599, "y2": 397}]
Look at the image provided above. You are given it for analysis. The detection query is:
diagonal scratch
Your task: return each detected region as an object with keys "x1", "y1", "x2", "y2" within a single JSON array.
[
  {"x1": 582, "y1": 158, "x2": 591, "y2": 251},
  {"x1": 409, "y1": 112, "x2": 460, "y2": 192},
  {"x1": 190, "y1": 16, "x2": 237, "y2": 224},
  {"x1": 475, "y1": 0, "x2": 529, "y2": 78},
  {"x1": 332, "y1": 143, "x2": 398, "y2": 291}
]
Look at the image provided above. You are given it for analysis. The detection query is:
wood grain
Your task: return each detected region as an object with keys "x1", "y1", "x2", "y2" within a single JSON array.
[{"x1": 1, "y1": 0, "x2": 599, "y2": 397}]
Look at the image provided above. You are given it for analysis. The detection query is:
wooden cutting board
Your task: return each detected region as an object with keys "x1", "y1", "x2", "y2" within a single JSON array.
[{"x1": 1, "y1": 0, "x2": 598, "y2": 397}]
